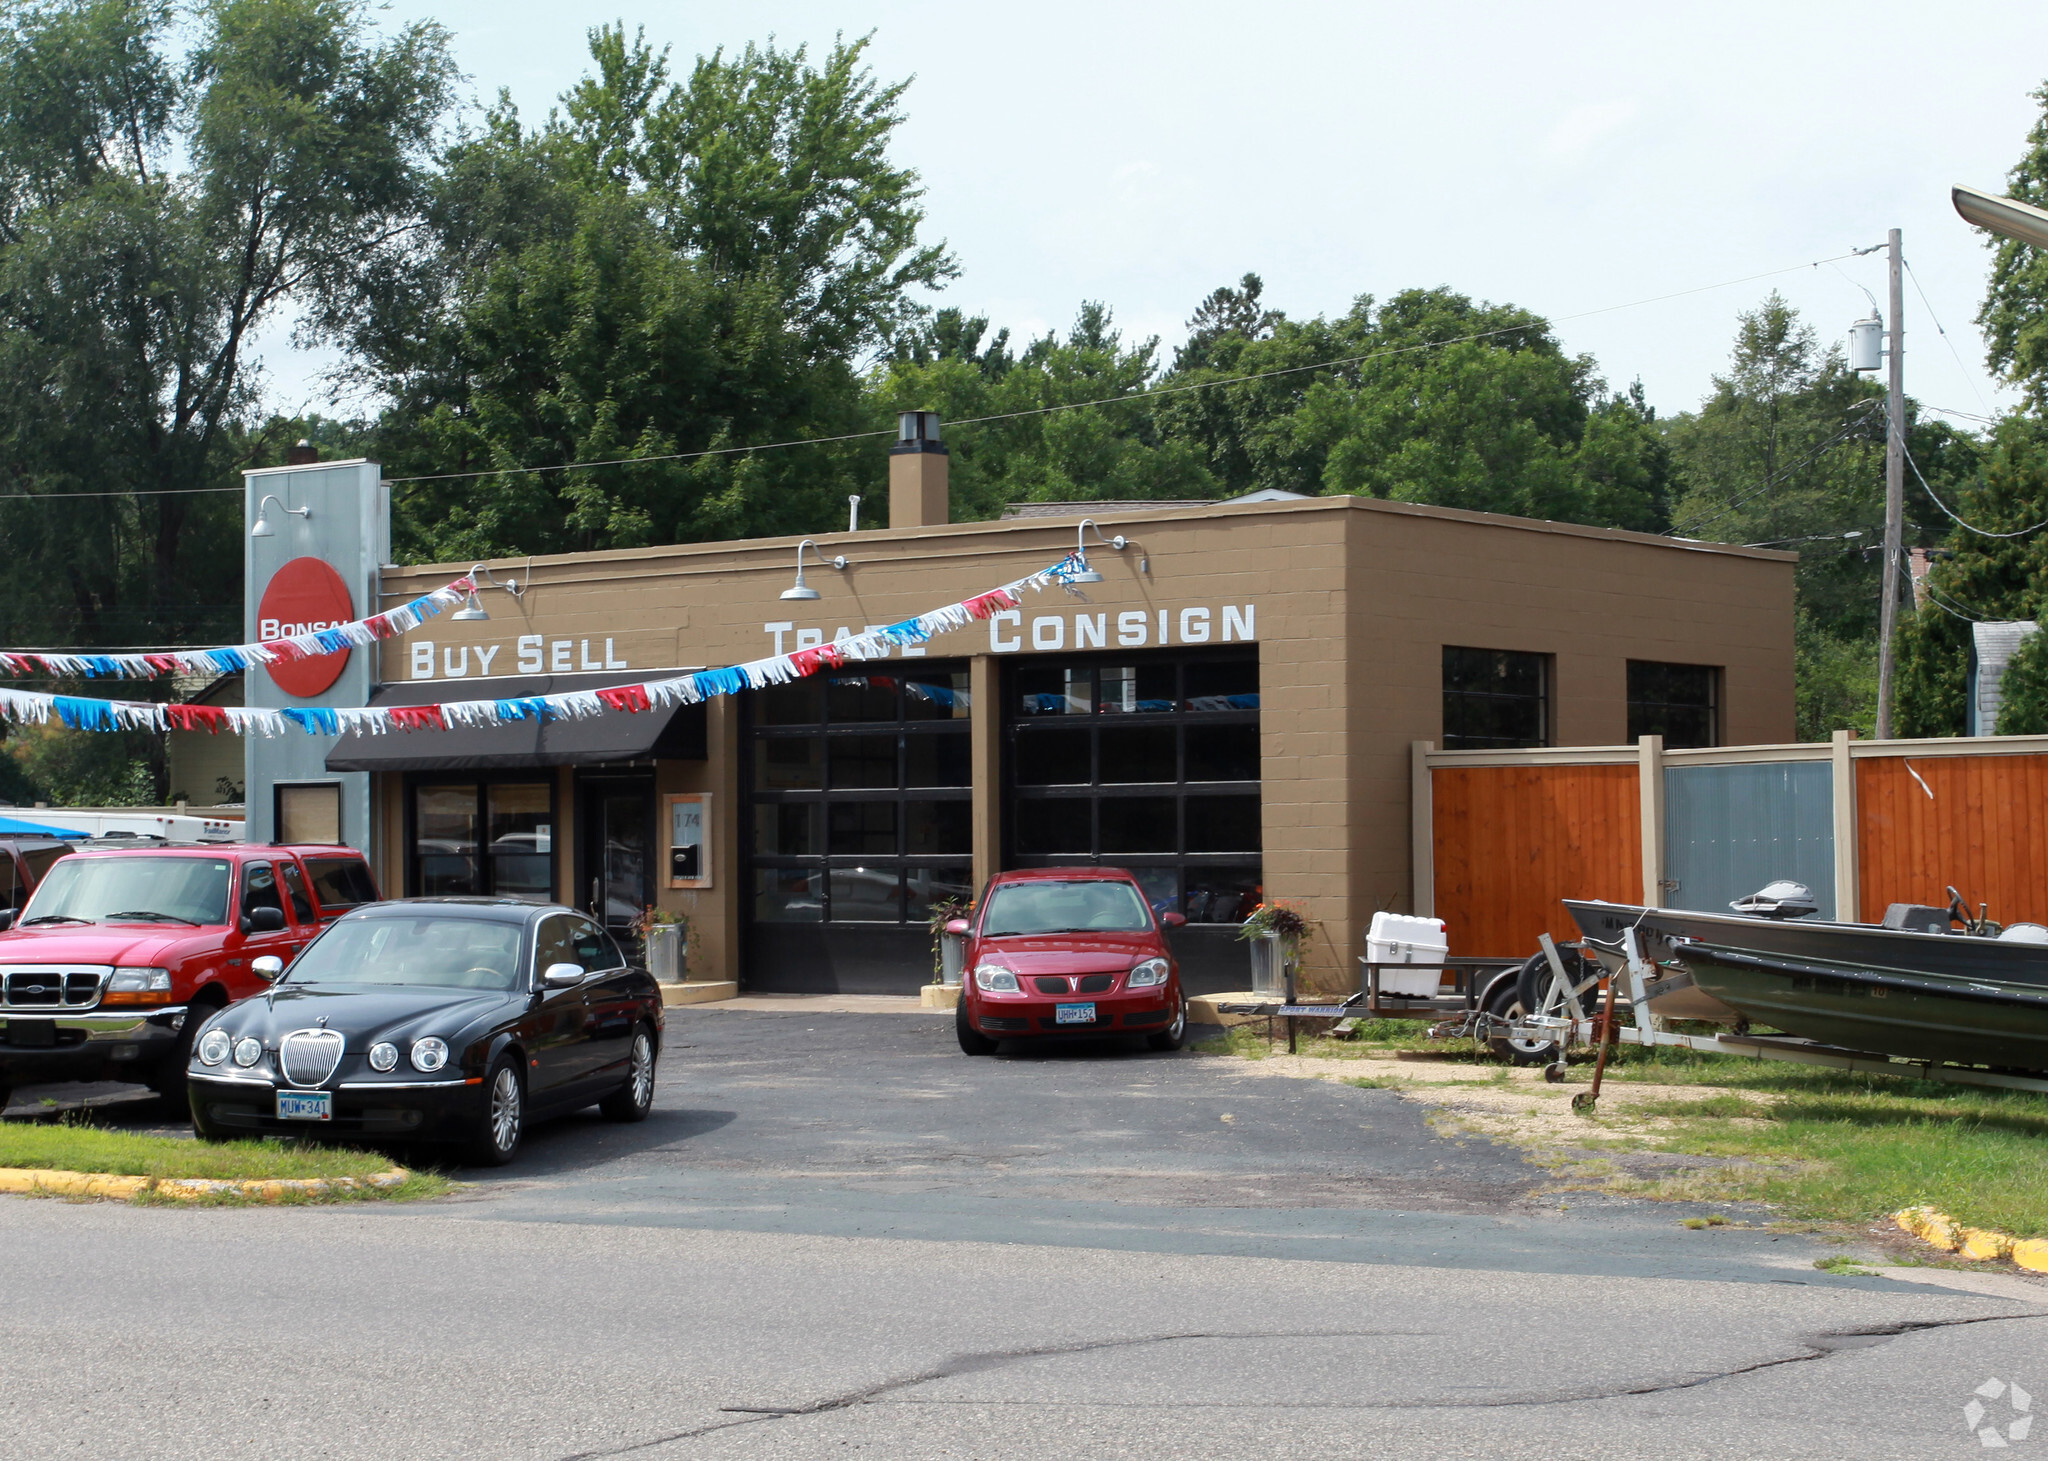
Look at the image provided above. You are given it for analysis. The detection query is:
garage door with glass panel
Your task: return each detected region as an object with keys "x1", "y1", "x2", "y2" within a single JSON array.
[
  {"x1": 745, "y1": 665, "x2": 975, "y2": 993},
  {"x1": 1005, "y1": 650, "x2": 1259, "y2": 993}
]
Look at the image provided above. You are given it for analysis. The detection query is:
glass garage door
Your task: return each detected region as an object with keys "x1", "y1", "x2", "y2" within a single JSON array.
[{"x1": 1004, "y1": 648, "x2": 1259, "y2": 992}]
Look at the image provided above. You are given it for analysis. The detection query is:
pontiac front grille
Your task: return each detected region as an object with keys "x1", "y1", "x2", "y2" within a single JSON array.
[
  {"x1": 0, "y1": 967, "x2": 111, "y2": 1009},
  {"x1": 278, "y1": 1030, "x2": 345, "y2": 1087}
]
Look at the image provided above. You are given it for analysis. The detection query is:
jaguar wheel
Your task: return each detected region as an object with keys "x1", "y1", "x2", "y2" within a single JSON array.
[
  {"x1": 599, "y1": 1027, "x2": 657, "y2": 1122},
  {"x1": 465, "y1": 1056, "x2": 525, "y2": 1167}
]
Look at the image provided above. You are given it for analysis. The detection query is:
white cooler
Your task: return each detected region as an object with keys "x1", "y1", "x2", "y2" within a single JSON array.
[{"x1": 1365, "y1": 912, "x2": 1448, "y2": 998}]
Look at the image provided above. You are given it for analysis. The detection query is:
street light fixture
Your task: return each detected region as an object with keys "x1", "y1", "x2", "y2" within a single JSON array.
[{"x1": 1952, "y1": 184, "x2": 2048, "y2": 250}]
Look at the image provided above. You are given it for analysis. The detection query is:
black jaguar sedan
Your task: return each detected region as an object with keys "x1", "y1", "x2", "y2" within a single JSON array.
[{"x1": 187, "y1": 898, "x2": 663, "y2": 1165}]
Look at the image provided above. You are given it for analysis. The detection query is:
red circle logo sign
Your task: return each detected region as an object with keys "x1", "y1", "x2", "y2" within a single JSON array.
[{"x1": 257, "y1": 557, "x2": 354, "y2": 698}]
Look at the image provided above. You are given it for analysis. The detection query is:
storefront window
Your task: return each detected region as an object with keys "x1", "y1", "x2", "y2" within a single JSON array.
[
  {"x1": 409, "y1": 780, "x2": 556, "y2": 901},
  {"x1": 745, "y1": 665, "x2": 972, "y2": 925},
  {"x1": 1006, "y1": 650, "x2": 1261, "y2": 924}
]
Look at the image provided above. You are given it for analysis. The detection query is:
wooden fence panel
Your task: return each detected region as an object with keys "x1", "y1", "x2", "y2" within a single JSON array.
[
  {"x1": 1855, "y1": 753, "x2": 2048, "y2": 924},
  {"x1": 1432, "y1": 764, "x2": 1642, "y2": 957}
]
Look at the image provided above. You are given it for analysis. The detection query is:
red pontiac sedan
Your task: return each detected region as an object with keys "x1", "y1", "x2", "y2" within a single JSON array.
[{"x1": 953, "y1": 868, "x2": 1189, "y2": 1055}]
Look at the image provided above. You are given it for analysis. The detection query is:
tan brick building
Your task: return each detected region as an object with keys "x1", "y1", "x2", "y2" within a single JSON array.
[{"x1": 319, "y1": 421, "x2": 1796, "y2": 995}]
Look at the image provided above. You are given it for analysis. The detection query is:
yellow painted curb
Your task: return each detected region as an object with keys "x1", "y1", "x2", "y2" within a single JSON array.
[
  {"x1": 0, "y1": 1166, "x2": 409, "y2": 1203},
  {"x1": 1894, "y1": 1207, "x2": 2043, "y2": 1269}
]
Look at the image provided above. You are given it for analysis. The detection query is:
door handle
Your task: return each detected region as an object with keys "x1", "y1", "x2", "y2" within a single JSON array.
[{"x1": 590, "y1": 877, "x2": 600, "y2": 917}]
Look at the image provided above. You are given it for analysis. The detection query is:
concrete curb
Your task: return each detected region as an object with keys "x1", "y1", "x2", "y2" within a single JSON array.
[
  {"x1": 1895, "y1": 1206, "x2": 2048, "y2": 1273},
  {"x1": 0, "y1": 1166, "x2": 410, "y2": 1203}
]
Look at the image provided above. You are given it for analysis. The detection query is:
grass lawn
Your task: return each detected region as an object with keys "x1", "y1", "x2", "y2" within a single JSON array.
[
  {"x1": 1195, "y1": 1020, "x2": 2048, "y2": 1242},
  {"x1": 0, "y1": 1121, "x2": 444, "y2": 1200}
]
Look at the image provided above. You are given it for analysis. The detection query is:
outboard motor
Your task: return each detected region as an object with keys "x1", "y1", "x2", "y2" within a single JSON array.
[{"x1": 1729, "y1": 880, "x2": 1819, "y2": 920}]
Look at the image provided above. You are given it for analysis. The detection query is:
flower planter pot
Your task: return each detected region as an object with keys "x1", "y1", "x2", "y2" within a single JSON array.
[{"x1": 646, "y1": 924, "x2": 688, "y2": 983}]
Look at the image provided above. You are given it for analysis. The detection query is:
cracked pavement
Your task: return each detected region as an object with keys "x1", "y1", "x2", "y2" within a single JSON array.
[{"x1": 1, "y1": 1009, "x2": 2043, "y2": 1459}]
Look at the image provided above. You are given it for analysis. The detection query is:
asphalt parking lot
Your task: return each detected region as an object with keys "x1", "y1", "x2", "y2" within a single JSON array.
[{"x1": 3, "y1": 1004, "x2": 2045, "y2": 1460}]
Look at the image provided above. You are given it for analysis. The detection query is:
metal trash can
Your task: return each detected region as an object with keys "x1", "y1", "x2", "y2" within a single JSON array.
[
  {"x1": 939, "y1": 932, "x2": 967, "y2": 986},
  {"x1": 646, "y1": 923, "x2": 687, "y2": 983},
  {"x1": 1248, "y1": 933, "x2": 1291, "y2": 995}
]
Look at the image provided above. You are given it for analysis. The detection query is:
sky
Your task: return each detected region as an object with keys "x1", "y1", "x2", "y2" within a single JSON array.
[{"x1": 266, "y1": 0, "x2": 2048, "y2": 431}]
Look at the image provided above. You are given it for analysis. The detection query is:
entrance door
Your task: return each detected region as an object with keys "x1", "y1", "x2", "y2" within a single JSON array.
[{"x1": 576, "y1": 773, "x2": 655, "y2": 963}]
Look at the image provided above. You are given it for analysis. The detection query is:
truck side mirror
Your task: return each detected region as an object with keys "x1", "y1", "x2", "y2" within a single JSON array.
[
  {"x1": 0, "y1": 908, "x2": 15, "y2": 933},
  {"x1": 241, "y1": 905, "x2": 286, "y2": 934}
]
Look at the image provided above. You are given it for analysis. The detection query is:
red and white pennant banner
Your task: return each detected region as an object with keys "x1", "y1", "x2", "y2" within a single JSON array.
[
  {"x1": 0, "y1": 555, "x2": 1091, "y2": 737},
  {"x1": 0, "y1": 576, "x2": 479, "y2": 682}
]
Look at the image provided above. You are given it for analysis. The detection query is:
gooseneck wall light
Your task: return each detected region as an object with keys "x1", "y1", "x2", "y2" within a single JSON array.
[
  {"x1": 248, "y1": 494, "x2": 311, "y2": 538},
  {"x1": 1068, "y1": 519, "x2": 1128, "y2": 584},
  {"x1": 781, "y1": 539, "x2": 849, "y2": 601},
  {"x1": 450, "y1": 563, "x2": 526, "y2": 621}
]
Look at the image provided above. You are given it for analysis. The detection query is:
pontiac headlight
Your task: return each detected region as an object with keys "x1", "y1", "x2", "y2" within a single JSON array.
[
  {"x1": 197, "y1": 1028, "x2": 230, "y2": 1066},
  {"x1": 369, "y1": 1042, "x2": 398, "y2": 1073},
  {"x1": 410, "y1": 1037, "x2": 449, "y2": 1073},
  {"x1": 973, "y1": 965, "x2": 1019, "y2": 993},
  {"x1": 1128, "y1": 958, "x2": 1170, "y2": 988},
  {"x1": 232, "y1": 1036, "x2": 262, "y2": 1067}
]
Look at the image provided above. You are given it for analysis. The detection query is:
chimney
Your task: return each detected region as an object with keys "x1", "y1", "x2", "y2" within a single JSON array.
[
  {"x1": 889, "y1": 411, "x2": 948, "y2": 529},
  {"x1": 285, "y1": 439, "x2": 318, "y2": 466}
]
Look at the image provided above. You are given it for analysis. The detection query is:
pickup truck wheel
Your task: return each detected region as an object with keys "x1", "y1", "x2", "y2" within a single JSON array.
[{"x1": 146, "y1": 1001, "x2": 219, "y2": 1117}]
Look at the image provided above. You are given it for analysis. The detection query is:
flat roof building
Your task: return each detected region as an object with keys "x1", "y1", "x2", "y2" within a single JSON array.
[{"x1": 253, "y1": 426, "x2": 1795, "y2": 995}]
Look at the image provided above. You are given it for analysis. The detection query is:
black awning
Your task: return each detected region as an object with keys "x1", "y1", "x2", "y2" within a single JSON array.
[{"x1": 324, "y1": 671, "x2": 707, "y2": 773}]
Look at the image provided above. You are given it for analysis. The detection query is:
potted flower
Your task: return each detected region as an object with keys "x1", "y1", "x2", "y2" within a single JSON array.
[
  {"x1": 635, "y1": 906, "x2": 690, "y2": 983},
  {"x1": 1237, "y1": 901, "x2": 1306, "y2": 996}
]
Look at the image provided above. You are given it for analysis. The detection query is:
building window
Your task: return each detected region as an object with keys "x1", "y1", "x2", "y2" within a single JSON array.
[
  {"x1": 1442, "y1": 647, "x2": 1550, "y2": 749},
  {"x1": 745, "y1": 665, "x2": 974, "y2": 924},
  {"x1": 1628, "y1": 661, "x2": 1719, "y2": 748},
  {"x1": 1006, "y1": 649, "x2": 1261, "y2": 925},
  {"x1": 276, "y1": 782, "x2": 341, "y2": 844},
  {"x1": 406, "y1": 778, "x2": 557, "y2": 901}
]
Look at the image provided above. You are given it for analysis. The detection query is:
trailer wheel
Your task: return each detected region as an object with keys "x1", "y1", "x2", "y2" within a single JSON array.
[{"x1": 1487, "y1": 952, "x2": 1570, "y2": 1064}]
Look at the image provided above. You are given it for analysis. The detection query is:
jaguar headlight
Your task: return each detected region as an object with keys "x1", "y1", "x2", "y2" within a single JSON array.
[
  {"x1": 410, "y1": 1037, "x2": 449, "y2": 1073},
  {"x1": 369, "y1": 1042, "x2": 399, "y2": 1073},
  {"x1": 196, "y1": 1028, "x2": 230, "y2": 1066},
  {"x1": 973, "y1": 964, "x2": 1019, "y2": 993},
  {"x1": 232, "y1": 1036, "x2": 262, "y2": 1068},
  {"x1": 1129, "y1": 957, "x2": 1170, "y2": 988}
]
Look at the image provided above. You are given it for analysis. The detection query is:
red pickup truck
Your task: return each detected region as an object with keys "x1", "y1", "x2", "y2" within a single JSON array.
[{"x1": 0, "y1": 844, "x2": 380, "y2": 1112}]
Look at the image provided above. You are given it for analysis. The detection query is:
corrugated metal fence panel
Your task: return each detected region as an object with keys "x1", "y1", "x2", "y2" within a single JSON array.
[
  {"x1": 1432, "y1": 764, "x2": 1641, "y2": 956},
  {"x1": 1663, "y1": 762, "x2": 1836, "y2": 920},
  {"x1": 1856, "y1": 753, "x2": 2048, "y2": 924}
]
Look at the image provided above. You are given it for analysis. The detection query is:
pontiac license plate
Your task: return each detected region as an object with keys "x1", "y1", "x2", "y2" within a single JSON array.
[
  {"x1": 276, "y1": 1090, "x2": 332, "y2": 1122},
  {"x1": 1055, "y1": 1002, "x2": 1096, "y2": 1025}
]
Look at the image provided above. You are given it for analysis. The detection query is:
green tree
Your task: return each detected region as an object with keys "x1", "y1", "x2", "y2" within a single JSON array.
[
  {"x1": 369, "y1": 27, "x2": 953, "y2": 560},
  {"x1": 1978, "y1": 82, "x2": 2048, "y2": 412},
  {"x1": 873, "y1": 302, "x2": 1216, "y2": 520},
  {"x1": 0, "y1": 0, "x2": 455, "y2": 650}
]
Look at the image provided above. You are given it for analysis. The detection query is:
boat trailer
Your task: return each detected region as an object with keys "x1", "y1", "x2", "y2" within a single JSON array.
[{"x1": 1424, "y1": 930, "x2": 2048, "y2": 1109}]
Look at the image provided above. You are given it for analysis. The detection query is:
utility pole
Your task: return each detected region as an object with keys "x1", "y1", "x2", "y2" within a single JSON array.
[{"x1": 1874, "y1": 228, "x2": 1905, "y2": 741}]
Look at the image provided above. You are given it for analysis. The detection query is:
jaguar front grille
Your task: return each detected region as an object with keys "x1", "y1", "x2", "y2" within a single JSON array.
[{"x1": 278, "y1": 1030, "x2": 346, "y2": 1087}]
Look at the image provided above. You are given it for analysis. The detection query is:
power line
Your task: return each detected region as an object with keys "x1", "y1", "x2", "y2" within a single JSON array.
[
  {"x1": 1903, "y1": 256, "x2": 1996, "y2": 418},
  {"x1": 0, "y1": 485, "x2": 242, "y2": 501},
  {"x1": 1674, "y1": 400, "x2": 1887, "y2": 536},
  {"x1": 1903, "y1": 440, "x2": 2048, "y2": 539}
]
